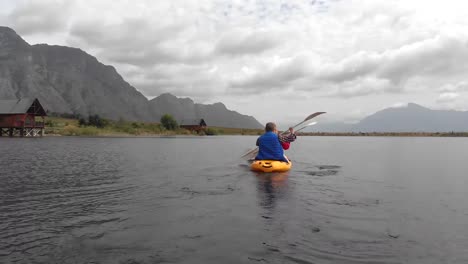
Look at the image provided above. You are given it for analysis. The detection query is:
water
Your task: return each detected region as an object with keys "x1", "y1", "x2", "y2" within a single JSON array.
[{"x1": 1, "y1": 136, "x2": 467, "y2": 264}]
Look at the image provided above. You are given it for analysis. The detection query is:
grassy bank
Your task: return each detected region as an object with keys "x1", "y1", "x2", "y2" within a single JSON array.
[
  {"x1": 44, "y1": 117, "x2": 263, "y2": 136},
  {"x1": 207, "y1": 126, "x2": 263, "y2": 135}
]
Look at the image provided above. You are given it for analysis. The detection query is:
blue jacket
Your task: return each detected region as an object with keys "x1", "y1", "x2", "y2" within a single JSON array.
[{"x1": 255, "y1": 131, "x2": 287, "y2": 162}]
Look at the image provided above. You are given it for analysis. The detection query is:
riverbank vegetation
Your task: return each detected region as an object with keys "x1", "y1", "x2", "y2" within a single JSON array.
[{"x1": 44, "y1": 114, "x2": 263, "y2": 136}]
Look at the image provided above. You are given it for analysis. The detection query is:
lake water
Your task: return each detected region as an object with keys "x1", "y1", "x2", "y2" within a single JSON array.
[{"x1": 1, "y1": 136, "x2": 467, "y2": 264}]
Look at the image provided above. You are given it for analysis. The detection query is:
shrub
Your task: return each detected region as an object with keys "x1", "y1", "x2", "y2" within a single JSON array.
[
  {"x1": 62, "y1": 125, "x2": 80, "y2": 136},
  {"x1": 45, "y1": 119, "x2": 56, "y2": 127},
  {"x1": 205, "y1": 128, "x2": 218, "y2": 135},
  {"x1": 160, "y1": 114, "x2": 178, "y2": 130},
  {"x1": 78, "y1": 118, "x2": 87, "y2": 127}
]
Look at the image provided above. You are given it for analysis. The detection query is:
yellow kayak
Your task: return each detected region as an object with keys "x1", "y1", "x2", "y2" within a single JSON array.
[{"x1": 250, "y1": 159, "x2": 292, "y2": 173}]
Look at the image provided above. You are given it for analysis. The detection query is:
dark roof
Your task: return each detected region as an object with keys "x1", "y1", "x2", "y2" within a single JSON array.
[
  {"x1": 0, "y1": 98, "x2": 47, "y2": 115},
  {"x1": 180, "y1": 118, "x2": 207, "y2": 126}
]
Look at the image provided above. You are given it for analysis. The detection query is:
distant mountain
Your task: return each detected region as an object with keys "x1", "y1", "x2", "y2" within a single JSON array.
[
  {"x1": 354, "y1": 103, "x2": 468, "y2": 132},
  {"x1": 0, "y1": 26, "x2": 262, "y2": 129},
  {"x1": 149, "y1": 93, "x2": 262, "y2": 128},
  {"x1": 309, "y1": 103, "x2": 468, "y2": 132}
]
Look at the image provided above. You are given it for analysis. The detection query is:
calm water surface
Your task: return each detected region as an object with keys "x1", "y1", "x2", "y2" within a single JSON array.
[{"x1": 1, "y1": 136, "x2": 467, "y2": 264}]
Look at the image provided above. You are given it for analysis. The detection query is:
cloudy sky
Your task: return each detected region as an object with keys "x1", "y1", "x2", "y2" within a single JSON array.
[{"x1": 2, "y1": 0, "x2": 468, "y2": 125}]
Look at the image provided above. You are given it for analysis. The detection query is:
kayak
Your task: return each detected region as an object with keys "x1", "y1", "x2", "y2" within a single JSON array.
[{"x1": 250, "y1": 159, "x2": 292, "y2": 173}]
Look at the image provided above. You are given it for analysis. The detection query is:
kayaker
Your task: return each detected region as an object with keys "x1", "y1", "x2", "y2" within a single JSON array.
[{"x1": 255, "y1": 122, "x2": 296, "y2": 162}]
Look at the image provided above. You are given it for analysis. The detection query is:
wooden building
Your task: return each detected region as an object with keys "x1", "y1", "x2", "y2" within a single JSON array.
[
  {"x1": 180, "y1": 118, "x2": 207, "y2": 133},
  {"x1": 0, "y1": 98, "x2": 47, "y2": 137}
]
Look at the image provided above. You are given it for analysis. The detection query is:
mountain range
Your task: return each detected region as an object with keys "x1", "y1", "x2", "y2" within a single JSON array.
[
  {"x1": 0, "y1": 26, "x2": 262, "y2": 129},
  {"x1": 310, "y1": 103, "x2": 468, "y2": 132}
]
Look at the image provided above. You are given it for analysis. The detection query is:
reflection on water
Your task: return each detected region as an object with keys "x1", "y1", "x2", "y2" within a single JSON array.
[{"x1": 255, "y1": 172, "x2": 289, "y2": 211}]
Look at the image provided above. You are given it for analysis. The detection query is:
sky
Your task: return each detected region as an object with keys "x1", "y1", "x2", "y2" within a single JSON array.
[{"x1": 2, "y1": 0, "x2": 468, "y2": 125}]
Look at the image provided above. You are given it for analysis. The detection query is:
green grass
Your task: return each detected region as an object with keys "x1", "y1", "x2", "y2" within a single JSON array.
[
  {"x1": 44, "y1": 117, "x2": 262, "y2": 136},
  {"x1": 207, "y1": 126, "x2": 263, "y2": 135}
]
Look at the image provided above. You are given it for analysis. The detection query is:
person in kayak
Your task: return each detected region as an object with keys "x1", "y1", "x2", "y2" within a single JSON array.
[{"x1": 255, "y1": 122, "x2": 296, "y2": 162}]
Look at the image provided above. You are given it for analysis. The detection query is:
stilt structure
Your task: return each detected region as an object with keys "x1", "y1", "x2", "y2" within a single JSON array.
[{"x1": 0, "y1": 98, "x2": 47, "y2": 137}]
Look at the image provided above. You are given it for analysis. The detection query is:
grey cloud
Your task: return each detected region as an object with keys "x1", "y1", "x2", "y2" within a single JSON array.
[
  {"x1": 322, "y1": 36, "x2": 468, "y2": 85},
  {"x1": 69, "y1": 18, "x2": 177, "y2": 49},
  {"x1": 438, "y1": 82, "x2": 468, "y2": 93},
  {"x1": 378, "y1": 36, "x2": 468, "y2": 83},
  {"x1": 69, "y1": 17, "x2": 211, "y2": 66},
  {"x1": 103, "y1": 45, "x2": 212, "y2": 66},
  {"x1": 229, "y1": 56, "x2": 310, "y2": 91},
  {"x1": 8, "y1": 1, "x2": 71, "y2": 35},
  {"x1": 215, "y1": 31, "x2": 280, "y2": 55},
  {"x1": 99, "y1": 47, "x2": 184, "y2": 67},
  {"x1": 134, "y1": 78, "x2": 222, "y2": 98},
  {"x1": 313, "y1": 35, "x2": 468, "y2": 97},
  {"x1": 316, "y1": 52, "x2": 380, "y2": 83},
  {"x1": 125, "y1": 64, "x2": 225, "y2": 98},
  {"x1": 329, "y1": 77, "x2": 394, "y2": 98}
]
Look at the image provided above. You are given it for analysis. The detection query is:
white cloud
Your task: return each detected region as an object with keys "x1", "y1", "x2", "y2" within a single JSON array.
[
  {"x1": 7, "y1": 0, "x2": 72, "y2": 35},
  {"x1": 215, "y1": 29, "x2": 281, "y2": 55},
  {"x1": 391, "y1": 102, "x2": 407, "y2": 108},
  {"x1": 438, "y1": 82, "x2": 468, "y2": 93},
  {"x1": 437, "y1": 92, "x2": 459, "y2": 103},
  {"x1": 328, "y1": 77, "x2": 394, "y2": 98}
]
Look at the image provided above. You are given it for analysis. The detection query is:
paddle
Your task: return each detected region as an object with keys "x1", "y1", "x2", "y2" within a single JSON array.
[
  {"x1": 241, "y1": 112, "x2": 326, "y2": 159},
  {"x1": 295, "y1": 121, "x2": 317, "y2": 133}
]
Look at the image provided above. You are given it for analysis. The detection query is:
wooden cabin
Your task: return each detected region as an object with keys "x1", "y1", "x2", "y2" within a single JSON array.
[
  {"x1": 0, "y1": 98, "x2": 47, "y2": 137},
  {"x1": 180, "y1": 118, "x2": 207, "y2": 133}
]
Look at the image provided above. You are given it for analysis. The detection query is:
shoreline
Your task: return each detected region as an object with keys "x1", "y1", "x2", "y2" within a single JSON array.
[{"x1": 39, "y1": 132, "x2": 468, "y2": 138}]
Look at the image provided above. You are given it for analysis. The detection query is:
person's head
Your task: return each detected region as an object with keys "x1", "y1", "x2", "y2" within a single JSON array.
[{"x1": 265, "y1": 122, "x2": 277, "y2": 132}]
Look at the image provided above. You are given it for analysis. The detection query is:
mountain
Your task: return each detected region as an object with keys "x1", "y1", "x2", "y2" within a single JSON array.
[
  {"x1": 0, "y1": 27, "x2": 152, "y2": 121},
  {"x1": 0, "y1": 27, "x2": 262, "y2": 128},
  {"x1": 149, "y1": 93, "x2": 262, "y2": 128},
  {"x1": 309, "y1": 103, "x2": 468, "y2": 132},
  {"x1": 354, "y1": 103, "x2": 468, "y2": 132}
]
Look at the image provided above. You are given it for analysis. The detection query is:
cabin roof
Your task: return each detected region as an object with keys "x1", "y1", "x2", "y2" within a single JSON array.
[{"x1": 0, "y1": 98, "x2": 47, "y2": 115}]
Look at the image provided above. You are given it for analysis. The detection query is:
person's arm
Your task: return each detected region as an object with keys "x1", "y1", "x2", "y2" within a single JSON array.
[
  {"x1": 278, "y1": 133, "x2": 296, "y2": 143},
  {"x1": 256, "y1": 137, "x2": 260, "y2": 146}
]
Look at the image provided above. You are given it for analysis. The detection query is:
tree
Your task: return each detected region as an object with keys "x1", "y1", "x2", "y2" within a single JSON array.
[
  {"x1": 160, "y1": 114, "x2": 178, "y2": 130},
  {"x1": 88, "y1": 114, "x2": 105, "y2": 128},
  {"x1": 78, "y1": 118, "x2": 87, "y2": 127}
]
